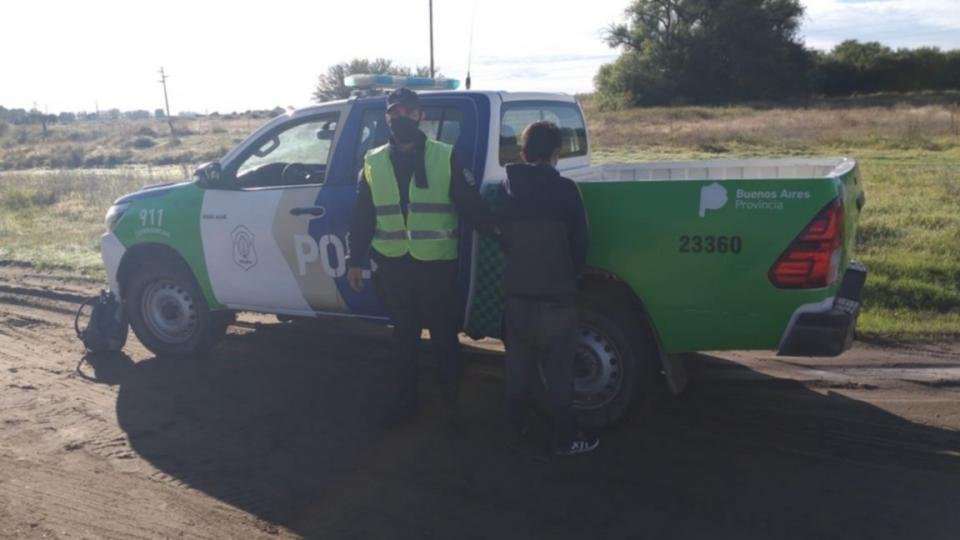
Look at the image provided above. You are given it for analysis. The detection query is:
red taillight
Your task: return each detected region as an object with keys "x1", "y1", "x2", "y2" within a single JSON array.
[{"x1": 769, "y1": 198, "x2": 845, "y2": 289}]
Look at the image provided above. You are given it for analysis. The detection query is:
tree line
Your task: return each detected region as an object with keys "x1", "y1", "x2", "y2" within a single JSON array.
[{"x1": 595, "y1": 0, "x2": 960, "y2": 109}]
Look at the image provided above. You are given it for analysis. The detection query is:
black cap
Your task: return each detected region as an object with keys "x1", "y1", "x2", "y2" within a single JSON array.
[{"x1": 386, "y1": 87, "x2": 420, "y2": 111}]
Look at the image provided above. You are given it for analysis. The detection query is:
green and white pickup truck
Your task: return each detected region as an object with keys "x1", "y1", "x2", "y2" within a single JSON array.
[{"x1": 101, "y1": 85, "x2": 866, "y2": 426}]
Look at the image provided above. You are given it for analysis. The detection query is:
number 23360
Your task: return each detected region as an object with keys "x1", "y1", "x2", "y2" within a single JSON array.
[{"x1": 679, "y1": 235, "x2": 742, "y2": 254}]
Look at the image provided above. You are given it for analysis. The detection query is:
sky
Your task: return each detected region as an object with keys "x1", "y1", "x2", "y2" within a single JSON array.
[{"x1": 1, "y1": 0, "x2": 959, "y2": 114}]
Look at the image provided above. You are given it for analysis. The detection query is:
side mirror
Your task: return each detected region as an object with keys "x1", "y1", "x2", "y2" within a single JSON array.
[{"x1": 193, "y1": 161, "x2": 222, "y2": 186}]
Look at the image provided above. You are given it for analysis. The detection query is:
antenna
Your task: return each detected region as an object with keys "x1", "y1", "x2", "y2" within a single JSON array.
[
  {"x1": 465, "y1": 0, "x2": 478, "y2": 90},
  {"x1": 429, "y1": 0, "x2": 435, "y2": 78}
]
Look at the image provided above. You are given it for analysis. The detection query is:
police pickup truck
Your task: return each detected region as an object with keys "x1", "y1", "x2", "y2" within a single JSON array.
[{"x1": 101, "y1": 76, "x2": 866, "y2": 427}]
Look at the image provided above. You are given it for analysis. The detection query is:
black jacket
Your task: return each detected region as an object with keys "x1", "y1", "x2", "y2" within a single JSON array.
[
  {"x1": 495, "y1": 163, "x2": 589, "y2": 298},
  {"x1": 347, "y1": 131, "x2": 494, "y2": 268}
]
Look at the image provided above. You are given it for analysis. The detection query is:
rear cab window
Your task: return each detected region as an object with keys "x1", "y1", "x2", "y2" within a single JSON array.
[{"x1": 499, "y1": 102, "x2": 587, "y2": 165}]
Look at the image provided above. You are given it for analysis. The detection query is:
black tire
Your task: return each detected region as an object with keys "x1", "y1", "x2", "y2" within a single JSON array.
[
  {"x1": 531, "y1": 293, "x2": 662, "y2": 430},
  {"x1": 125, "y1": 257, "x2": 230, "y2": 357}
]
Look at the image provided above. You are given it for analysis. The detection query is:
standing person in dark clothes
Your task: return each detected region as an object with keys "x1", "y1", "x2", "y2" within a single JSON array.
[
  {"x1": 496, "y1": 120, "x2": 596, "y2": 455},
  {"x1": 346, "y1": 88, "x2": 495, "y2": 430}
]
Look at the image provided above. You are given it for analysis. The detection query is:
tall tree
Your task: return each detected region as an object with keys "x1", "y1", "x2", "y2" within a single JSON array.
[
  {"x1": 313, "y1": 58, "x2": 434, "y2": 102},
  {"x1": 596, "y1": 0, "x2": 811, "y2": 107}
]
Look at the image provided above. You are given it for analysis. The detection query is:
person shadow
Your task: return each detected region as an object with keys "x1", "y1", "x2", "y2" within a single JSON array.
[{"x1": 81, "y1": 320, "x2": 960, "y2": 540}]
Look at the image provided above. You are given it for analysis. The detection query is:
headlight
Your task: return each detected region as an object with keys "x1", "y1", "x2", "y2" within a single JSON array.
[{"x1": 105, "y1": 203, "x2": 129, "y2": 232}]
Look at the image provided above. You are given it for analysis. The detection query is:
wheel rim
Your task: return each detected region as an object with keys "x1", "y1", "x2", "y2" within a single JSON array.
[
  {"x1": 538, "y1": 324, "x2": 625, "y2": 410},
  {"x1": 141, "y1": 279, "x2": 197, "y2": 344},
  {"x1": 572, "y1": 325, "x2": 624, "y2": 409}
]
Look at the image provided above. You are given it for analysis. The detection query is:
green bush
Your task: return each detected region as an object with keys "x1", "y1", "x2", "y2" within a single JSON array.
[{"x1": 130, "y1": 136, "x2": 156, "y2": 149}]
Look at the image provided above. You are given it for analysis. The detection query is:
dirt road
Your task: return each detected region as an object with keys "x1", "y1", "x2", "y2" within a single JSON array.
[{"x1": 1, "y1": 263, "x2": 959, "y2": 539}]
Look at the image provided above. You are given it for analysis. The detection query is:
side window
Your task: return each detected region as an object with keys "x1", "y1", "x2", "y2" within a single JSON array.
[
  {"x1": 354, "y1": 108, "x2": 388, "y2": 175},
  {"x1": 499, "y1": 103, "x2": 588, "y2": 165},
  {"x1": 233, "y1": 113, "x2": 339, "y2": 189},
  {"x1": 353, "y1": 106, "x2": 465, "y2": 176},
  {"x1": 420, "y1": 106, "x2": 464, "y2": 146}
]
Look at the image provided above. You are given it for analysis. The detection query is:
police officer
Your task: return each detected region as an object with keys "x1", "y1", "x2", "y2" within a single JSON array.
[{"x1": 346, "y1": 87, "x2": 493, "y2": 429}]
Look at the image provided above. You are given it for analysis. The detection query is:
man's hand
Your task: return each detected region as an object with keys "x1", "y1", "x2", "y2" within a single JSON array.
[{"x1": 347, "y1": 267, "x2": 366, "y2": 292}]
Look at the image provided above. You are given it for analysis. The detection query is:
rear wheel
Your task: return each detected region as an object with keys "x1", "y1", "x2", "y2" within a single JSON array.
[
  {"x1": 126, "y1": 258, "x2": 230, "y2": 357},
  {"x1": 534, "y1": 293, "x2": 662, "y2": 430}
]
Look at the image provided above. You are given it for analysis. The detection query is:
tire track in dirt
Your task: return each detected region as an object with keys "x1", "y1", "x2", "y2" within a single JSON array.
[
  {"x1": 0, "y1": 266, "x2": 338, "y2": 532},
  {"x1": 2, "y1": 263, "x2": 960, "y2": 538},
  {"x1": 0, "y1": 267, "x2": 292, "y2": 538},
  {"x1": 0, "y1": 267, "x2": 284, "y2": 538},
  {"x1": 0, "y1": 453, "x2": 275, "y2": 539}
]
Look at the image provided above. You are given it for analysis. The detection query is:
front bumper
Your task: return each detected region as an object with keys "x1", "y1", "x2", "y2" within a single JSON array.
[
  {"x1": 101, "y1": 232, "x2": 126, "y2": 296},
  {"x1": 778, "y1": 261, "x2": 867, "y2": 357}
]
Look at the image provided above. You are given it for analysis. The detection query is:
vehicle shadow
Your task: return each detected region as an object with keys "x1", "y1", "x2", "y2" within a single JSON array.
[{"x1": 87, "y1": 322, "x2": 960, "y2": 540}]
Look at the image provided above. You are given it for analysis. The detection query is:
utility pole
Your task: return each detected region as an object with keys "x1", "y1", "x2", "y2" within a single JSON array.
[
  {"x1": 158, "y1": 66, "x2": 174, "y2": 135},
  {"x1": 429, "y1": 0, "x2": 435, "y2": 78}
]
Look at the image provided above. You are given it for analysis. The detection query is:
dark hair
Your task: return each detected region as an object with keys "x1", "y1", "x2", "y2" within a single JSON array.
[{"x1": 520, "y1": 121, "x2": 562, "y2": 163}]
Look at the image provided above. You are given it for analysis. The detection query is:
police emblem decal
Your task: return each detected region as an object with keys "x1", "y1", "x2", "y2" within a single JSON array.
[{"x1": 231, "y1": 225, "x2": 258, "y2": 271}]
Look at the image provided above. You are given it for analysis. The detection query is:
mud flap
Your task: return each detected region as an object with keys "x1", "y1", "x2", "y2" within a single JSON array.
[
  {"x1": 778, "y1": 261, "x2": 866, "y2": 357},
  {"x1": 660, "y1": 352, "x2": 688, "y2": 396}
]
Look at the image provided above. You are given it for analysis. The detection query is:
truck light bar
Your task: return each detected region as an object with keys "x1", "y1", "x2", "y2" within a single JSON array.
[{"x1": 344, "y1": 73, "x2": 460, "y2": 91}]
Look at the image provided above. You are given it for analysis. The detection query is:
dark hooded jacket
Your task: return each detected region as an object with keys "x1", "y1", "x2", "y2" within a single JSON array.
[{"x1": 495, "y1": 163, "x2": 589, "y2": 299}]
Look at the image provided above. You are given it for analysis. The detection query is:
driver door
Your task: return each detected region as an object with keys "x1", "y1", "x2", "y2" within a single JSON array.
[{"x1": 199, "y1": 111, "x2": 347, "y2": 315}]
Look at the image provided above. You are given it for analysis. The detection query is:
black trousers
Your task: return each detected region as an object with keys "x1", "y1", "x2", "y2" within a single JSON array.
[
  {"x1": 504, "y1": 296, "x2": 578, "y2": 447},
  {"x1": 374, "y1": 255, "x2": 462, "y2": 404}
]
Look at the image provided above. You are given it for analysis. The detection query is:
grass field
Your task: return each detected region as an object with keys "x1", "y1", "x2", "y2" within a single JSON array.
[
  {"x1": 0, "y1": 116, "x2": 255, "y2": 170},
  {"x1": 0, "y1": 167, "x2": 184, "y2": 273},
  {"x1": 1, "y1": 97, "x2": 958, "y2": 342}
]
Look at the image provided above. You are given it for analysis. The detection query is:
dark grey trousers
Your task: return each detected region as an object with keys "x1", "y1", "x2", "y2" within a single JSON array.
[
  {"x1": 374, "y1": 256, "x2": 462, "y2": 405},
  {"x1": 504, "y1": 296, "x2": 578, "y2": 447}
]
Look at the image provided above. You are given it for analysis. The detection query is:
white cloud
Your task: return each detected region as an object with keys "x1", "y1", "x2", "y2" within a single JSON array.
[
  {"x1": 801, "y1": 0, "x2": 960, "y2": 50},
  {"x1": 0, "y1": 0, "x2": 626, "y2": 113},
  {"x1": 1, "y1": 0, "x2": 957, "y2": 113}
]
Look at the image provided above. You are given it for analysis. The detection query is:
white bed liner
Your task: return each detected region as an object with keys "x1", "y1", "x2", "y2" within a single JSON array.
[{"x1": 566, "y1": 157, "x2": 856, "y2": 183}]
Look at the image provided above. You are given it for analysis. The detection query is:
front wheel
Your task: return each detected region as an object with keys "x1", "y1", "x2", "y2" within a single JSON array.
[
  {"x1": 534, "y1": 294, "x2": 662, "y2": 430},
  {"x1": 125, "y1": 258, "x2": 230, "y2": 357}
]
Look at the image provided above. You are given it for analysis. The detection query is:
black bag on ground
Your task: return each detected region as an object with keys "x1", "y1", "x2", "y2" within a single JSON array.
[{"x1": 75, "y1": 289, "x2": 128, "y2": 352}]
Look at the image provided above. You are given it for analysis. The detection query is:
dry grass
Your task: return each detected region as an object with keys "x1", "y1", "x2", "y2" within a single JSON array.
[
  {"x1": 583, "y1": 101, "x2": 960, "y2": 156},
  {"x1": 0, "y1": 167, "x2": 185, "y2": 273},
  {"x1": 0, "y1": 117, "x2": 256, "y2": 170}
]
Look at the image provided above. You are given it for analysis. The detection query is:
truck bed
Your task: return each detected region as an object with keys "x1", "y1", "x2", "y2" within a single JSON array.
[
  {"x1": 566, "y1": 157, "x2": 855, "y2": 183},
  {"x1": 468, "y1": 155, "x2": 863, "y2": 354}
]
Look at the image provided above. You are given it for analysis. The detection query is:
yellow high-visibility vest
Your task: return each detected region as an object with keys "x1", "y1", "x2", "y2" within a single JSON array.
[{"x1": 363, "y1": 139, "x2": 458, "y2": 261}]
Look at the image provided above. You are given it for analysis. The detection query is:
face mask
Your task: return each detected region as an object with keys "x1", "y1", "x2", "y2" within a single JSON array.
[{"x1": 388, "y1": 116, "x2": 420, "y2": 144}]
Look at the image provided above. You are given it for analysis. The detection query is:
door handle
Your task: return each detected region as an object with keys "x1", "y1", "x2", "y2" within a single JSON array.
[{"x1": 290, "y1": 206, "x2": 326, "y2": 217}]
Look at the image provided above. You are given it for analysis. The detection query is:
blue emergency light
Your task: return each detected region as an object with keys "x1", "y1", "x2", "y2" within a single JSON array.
[{"x1": 344, "y1": 74, "x2": 460, "y2": 91}]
